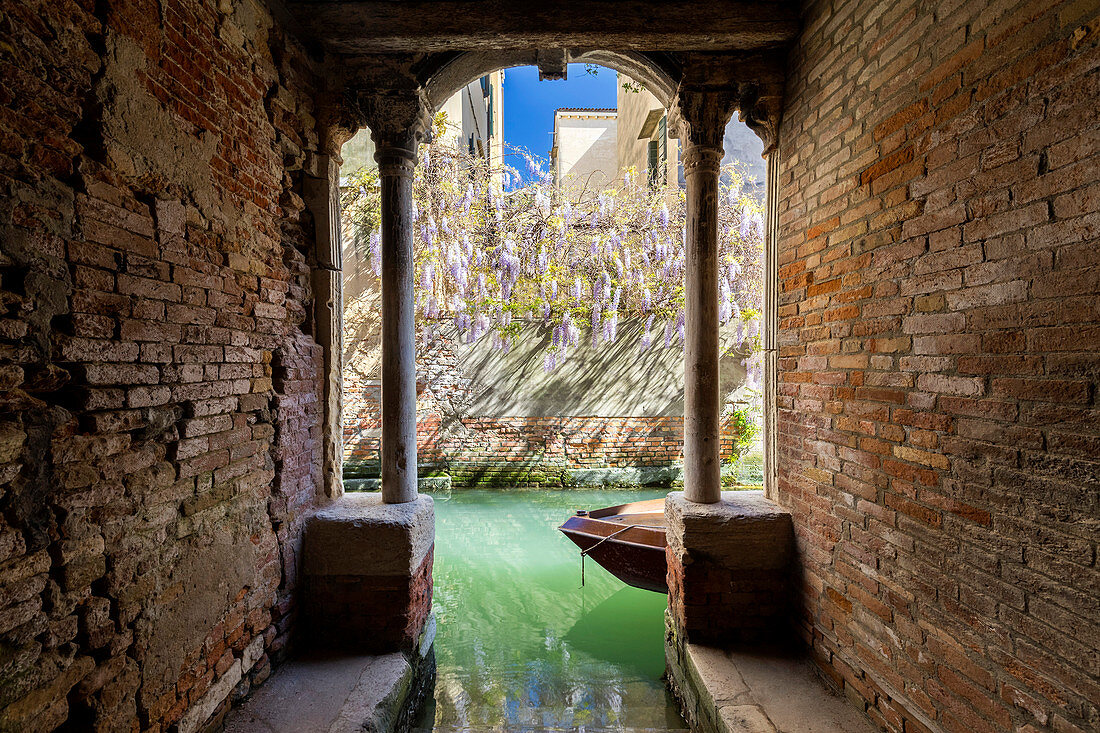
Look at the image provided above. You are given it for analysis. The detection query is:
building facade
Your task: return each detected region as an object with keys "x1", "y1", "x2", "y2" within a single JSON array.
[
  {"x1": 617, "y1": 81, "x2": 682, "y2": 188},
  {"x1": 438, "y1": 71, "x2": 505, "y2": 170},
  {"x1": 549, "y1": 108, "x2": 618, "y2": 192},
  {"x1": 617, "y1": 72, "x2": 768, "y2": 196}
]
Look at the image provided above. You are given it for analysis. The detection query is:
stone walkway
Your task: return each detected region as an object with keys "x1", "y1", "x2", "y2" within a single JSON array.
[
  {"x1": 669, "y1": 643, "x2": 880, "y2": 733},
  {"x1": 223, "y1": 618, "x2": 435, "y2": 733},
  {"x1": 222, "y1": 652, "x2": 413, "y2": 733}
]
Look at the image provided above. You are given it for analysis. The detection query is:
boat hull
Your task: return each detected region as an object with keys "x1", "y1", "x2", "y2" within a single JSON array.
[{"x1": 558, "y1": 499, "x2": 668, "y2": 593}]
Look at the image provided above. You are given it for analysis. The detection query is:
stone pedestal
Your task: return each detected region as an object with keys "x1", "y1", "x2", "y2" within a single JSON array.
[
  {"x1": 665, "y1": 491, "x2": 793, "y2": 644},
  {"x1": 303, "y1": 493, "x2": 434, "y2": 653}
]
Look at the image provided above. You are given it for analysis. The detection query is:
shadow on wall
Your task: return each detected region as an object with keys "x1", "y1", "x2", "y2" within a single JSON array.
[
  {"x1": 345, "y1": 314, "x2": 751, "y2": 420},
  {"x1": 458, "y1": 318, "x2": 749, "y2": 417}
]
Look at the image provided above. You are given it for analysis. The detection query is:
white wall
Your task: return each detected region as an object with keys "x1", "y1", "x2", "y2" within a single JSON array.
[
  {"x1": 439, "y1": 73, "x2": 501, "y2": 161},
  {"x1": 553, "y1": 113, "x2": 617, "y2": 192}
]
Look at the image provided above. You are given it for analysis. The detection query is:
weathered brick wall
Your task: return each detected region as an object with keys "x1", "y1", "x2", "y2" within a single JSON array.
[
  {"x1": 777, "y1": 1, "x2": 1099, "y2": 731},
  {"x1": 305, "y1": 549, "x2": 434, "y2": 654},
  {"x1": 343, "y1": 330, "x2": 747, "y2": 484},
  {"x1": 0, "y1": 0, "x2": 325, "y2": 730},
  {"x1": 344, "y1": 402, "x2": 745, "y2": 485}
]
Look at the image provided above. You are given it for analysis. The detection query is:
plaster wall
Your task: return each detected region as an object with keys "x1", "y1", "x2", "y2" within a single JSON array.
[
  {"x1": 553, "y1": 112, "x2": 619, "y2": 191},
  {"x1": 617, "y1": 82, "x2": 669, "y2": 181}
]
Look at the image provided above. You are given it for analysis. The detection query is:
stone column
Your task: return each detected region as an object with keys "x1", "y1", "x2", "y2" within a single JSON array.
[
  {"x1": 376, "y1": 140, "x2": 419, "y2": 504},
  {"x1": 676, "y1": 91, "x2": 736, "y2": 505},
  {"x1": 363, "y1": 91, "x2": 433, "y2": 504}
]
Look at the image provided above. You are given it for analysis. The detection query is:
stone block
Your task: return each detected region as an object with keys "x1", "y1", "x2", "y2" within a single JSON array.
[
  {"x1": 303, "y1": 494, "x2": 435, "y2": 653},
  {"x1": 666, "y1": 491, "x2": 793, "y2": 644},
  {"x1": 666, "y1": 490, "x2": 793, "y2": 569},
  {"x1": 304, "y1": 493, "x2": 433, "y2": 577}
]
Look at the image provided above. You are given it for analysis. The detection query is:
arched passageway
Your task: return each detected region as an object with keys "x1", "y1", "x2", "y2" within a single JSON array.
[
  {"x1": 290, "y1": 15, "x2": 794, "y2": 728},
  {"x1": 321, "y1": 47, "x2": 783, "y2": 509}
]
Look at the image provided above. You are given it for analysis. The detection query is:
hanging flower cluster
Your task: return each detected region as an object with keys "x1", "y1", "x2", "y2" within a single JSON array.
[{"x1": 342, "y1": 114, "x2": 765, "y2": 383}]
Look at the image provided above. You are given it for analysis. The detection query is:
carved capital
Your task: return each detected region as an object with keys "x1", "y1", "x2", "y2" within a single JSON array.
[
  {"x1": 672, "y1": 89, "x2": 740, "y2": 151},
  {"x1": 674, "y1": 51, "x2": 786, "y2": 155},
  {"x1": 347, "y1": 87, "x2": 433, "y2": 158},
  {"x1": 733, "y1": 82, "x2": 782, "y2": 155}
]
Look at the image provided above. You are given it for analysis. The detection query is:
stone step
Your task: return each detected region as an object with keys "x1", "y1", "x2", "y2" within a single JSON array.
[{"x1": 667, "y1": 641, "x2": 879, "y2": 733}]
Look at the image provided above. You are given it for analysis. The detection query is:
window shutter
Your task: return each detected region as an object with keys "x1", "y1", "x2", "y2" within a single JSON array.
[
  {"x1": 648, "y1": 140, "x2": 660, "y2": 188},
  {"x1": 658, "y1": 116, "x2": 668, "y2": 185}
]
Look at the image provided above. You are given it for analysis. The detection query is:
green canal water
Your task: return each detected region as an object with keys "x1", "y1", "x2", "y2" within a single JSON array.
[{"x1": 413, "y1": 489, "x2": 687, "y2": 732}]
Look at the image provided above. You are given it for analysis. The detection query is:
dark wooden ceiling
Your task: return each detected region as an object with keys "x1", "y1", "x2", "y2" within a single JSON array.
[{"x1": 282, "y1": 1, "x2": 799, "y2": 54}]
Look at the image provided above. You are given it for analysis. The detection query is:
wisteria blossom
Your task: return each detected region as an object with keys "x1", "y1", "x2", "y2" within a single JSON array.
[{"x1": 342, "y1": 112, "x2": 765, "y2": 374}]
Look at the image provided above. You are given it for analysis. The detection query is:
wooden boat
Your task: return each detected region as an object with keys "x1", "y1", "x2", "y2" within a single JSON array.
[{"x1": 558, "y1": 498, "x2": 668, "y2": 593}]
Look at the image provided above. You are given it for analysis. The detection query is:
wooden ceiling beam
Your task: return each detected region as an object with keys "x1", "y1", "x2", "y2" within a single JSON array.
[{"x1": 284, "y1": 1, "x2": 798, "y2": 54}]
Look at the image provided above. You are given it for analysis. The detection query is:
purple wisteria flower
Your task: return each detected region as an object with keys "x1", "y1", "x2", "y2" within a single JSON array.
[
  {"x1": 350, "y1": 137, "x2": 764, "y2": 377},
  {"x1": 369, "y1": 232, "x2": 382, "y2": 277}
]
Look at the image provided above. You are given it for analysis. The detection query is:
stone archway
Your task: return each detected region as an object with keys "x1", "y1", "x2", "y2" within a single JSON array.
[
  {"x1": 419, "y1": 50, "x2": 682, "y2": 110},
  {"x1": 296, "y1": 19, "x2": 791, "y2": 687},
  {"x1": 301, "y1": 42, "x2": 786, "y2": 505}
]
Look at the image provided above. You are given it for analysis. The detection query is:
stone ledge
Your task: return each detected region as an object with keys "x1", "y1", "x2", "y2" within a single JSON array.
[
  {"x1": 666, "y1": 616, "x2": 878, "y2": 733},
  {"x1": 304, "y1": 493, "x2": 434, "y2": 577},
  {"x1": 665, "y1": 490, "x2": 792, "y2": 569},
  {"x1": 565, "y1": 465, "x2": 683, "y2": 487},
  {"x1": 344, "y1": 476, "x2": 452, "y2": 493},
  {"x1": 224, "y1": 614, "x2": 437, "y2": 733}
]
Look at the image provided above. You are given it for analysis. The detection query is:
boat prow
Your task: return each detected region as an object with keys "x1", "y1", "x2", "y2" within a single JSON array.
[{"x1": 557, "y1": 498, "x2": 668, "y2": 593}]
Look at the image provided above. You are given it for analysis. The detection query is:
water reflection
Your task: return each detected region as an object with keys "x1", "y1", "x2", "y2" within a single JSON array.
[{"x1": 414, "y1": 489, "x2": 686, "y2": 731}]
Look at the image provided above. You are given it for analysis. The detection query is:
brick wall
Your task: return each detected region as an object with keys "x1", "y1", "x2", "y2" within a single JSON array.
[
  {"x1": 343, "y1": 329, "x2": 748, "y2": 484},
  {"x1": 305, "y1": 549, "x2": 434, "y2": 654},
  {"x1": 777, "y1": 1, "x2": 1099, "y2": 732},
  {"x1": 0, "y1": 0, "x2": 325, "y2": 730},
  {"x1": 344, "y1": 400, "x2": 746, "y2": 485}
]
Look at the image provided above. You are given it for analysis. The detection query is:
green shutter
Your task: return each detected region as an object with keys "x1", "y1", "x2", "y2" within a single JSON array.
[
  {"x1": 658, "y1": 116, "x2": 668, "y2": 184},
  {"x1": 487, "y1": 85, "x2": 494, "y2": 137},
  {"x1": 648, "y1": 140, "x2": 660, "y2": 188}
]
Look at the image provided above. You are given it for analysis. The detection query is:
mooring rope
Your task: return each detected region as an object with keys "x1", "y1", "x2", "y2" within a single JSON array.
[{"x1": 579, "y1": 524, "x2": 638, "y2": 587}]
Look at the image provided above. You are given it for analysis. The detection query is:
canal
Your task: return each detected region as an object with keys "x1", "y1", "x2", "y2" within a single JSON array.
[{"x1": 413, "y1": 488, "x2": 687, "y2": 731}]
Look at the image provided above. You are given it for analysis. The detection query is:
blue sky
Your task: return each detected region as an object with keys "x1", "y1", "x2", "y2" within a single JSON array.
[{"x1": 502, "y1": 64, "x2": 618, "y2": 182}]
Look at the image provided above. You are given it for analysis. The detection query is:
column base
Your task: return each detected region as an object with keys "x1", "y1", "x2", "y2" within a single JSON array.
[
  {"x1": 665, "y1": 490, "x2": 793, "y2": 645},
  {"x1": 303, "y1": 493, "x2": 434, "y2": 653}
]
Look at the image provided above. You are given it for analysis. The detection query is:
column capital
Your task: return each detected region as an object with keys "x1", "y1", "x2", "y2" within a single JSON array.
[
  {"x1": 732, "y1": 82, "x2": 783, "y2": 155},
  {"x1": 348, "y1": 87, "x2": 433, "y2": 170},
  {"x1": 671, "y1": 88, "x2": 740, "y2": 151},
  {"x1": 673, "y1": 50, "x2": 786, "y2": 154}
]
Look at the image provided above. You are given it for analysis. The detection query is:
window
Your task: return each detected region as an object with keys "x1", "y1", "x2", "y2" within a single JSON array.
[
  {"x1": 647, "y1": 140, "x2": 660, "y2": 187},
  {"x1": 648, "y1": 116, "x2": 669, "y2": 188}
]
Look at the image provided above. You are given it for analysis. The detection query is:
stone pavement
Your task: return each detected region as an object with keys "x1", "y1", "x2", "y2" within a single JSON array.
[{"x1": 668, "y1": 641, "x2": 880, "y2": 733}]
